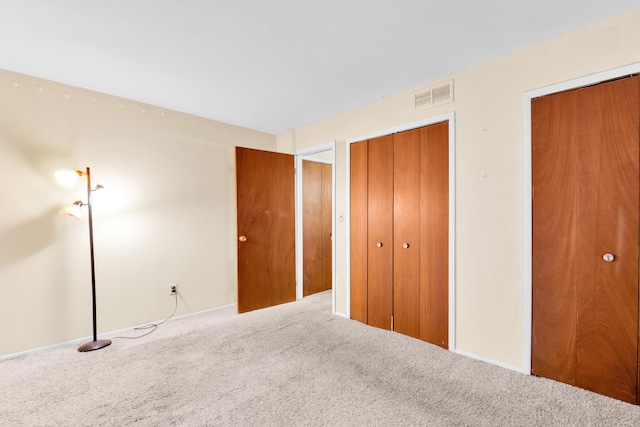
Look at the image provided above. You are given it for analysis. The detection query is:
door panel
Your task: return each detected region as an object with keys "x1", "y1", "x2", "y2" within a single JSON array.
[
  {"x1": 350, "y1": 141, "x2": 368, "y2": 323},
  {"x1": 367, "y1": 135, "x2": 394, "y2": 330},
  {"x1": 531, "y1": 91, "x2": 579, "y2": 384},
  {"x1": 393, "y1": 128, "x2": 421, "y2": 338},
  {"x1": 302, "y1": 161, "x2": 333, "y2": 297},
  {"x1": 575, "y1": 77, "x2": 639, "y2": 404},
  {"x1": 531, "y1": 76, "x2": 640, "y2": 404},
  {"x1": 321, "y1": 163, "x2": 333, "y2": 292},
  {"x1": 302, "y1": 160, "x2": 322, "y2": 296},
  {"x1": 419, "y1": 122, "x2": 449, "y2": 348},
  {"x1": 235, "y1": 147, "x2": 296, "y2": 313}
]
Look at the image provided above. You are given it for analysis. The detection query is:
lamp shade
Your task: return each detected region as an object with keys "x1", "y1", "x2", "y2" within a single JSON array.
[
  {"x1": 59, "y1": 202, "x2": 82, "y2": 219},
  {"x1": 55, "y1": 170, "x2": 82, "y2": 187}
]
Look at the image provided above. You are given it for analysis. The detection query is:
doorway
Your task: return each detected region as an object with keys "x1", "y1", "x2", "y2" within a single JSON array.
[{"x1": 295, "y1": 142, "x2": 336, "y2": 311}]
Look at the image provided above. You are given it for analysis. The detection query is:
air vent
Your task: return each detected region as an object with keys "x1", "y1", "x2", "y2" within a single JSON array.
[{"x1": 414, "y1": 79, "x2": 454, "y2": 110}]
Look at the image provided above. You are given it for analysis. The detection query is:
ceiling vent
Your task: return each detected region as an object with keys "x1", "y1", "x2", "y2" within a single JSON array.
[{"x1": 414, "y1": 79, "x2": 454, "y2": 110}]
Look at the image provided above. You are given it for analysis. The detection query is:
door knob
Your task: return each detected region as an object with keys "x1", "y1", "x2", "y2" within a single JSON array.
[
  {"x1": 239, "y1": 235, "x2": 247, "y2": 242},
  {"x1": 376, "y1": 242, "x2": 383, "y2": 248},
  {"x1": 403, "y1": 243, "x2": 410, "y2": 249},
  {"x1": 602, "y1": 253, "x2": 614, "y2": 262}
]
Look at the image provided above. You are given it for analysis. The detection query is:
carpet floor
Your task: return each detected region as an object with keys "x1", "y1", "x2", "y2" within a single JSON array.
[{"x1": 2, "y1": 290, "x2": 640, "y2": 426}]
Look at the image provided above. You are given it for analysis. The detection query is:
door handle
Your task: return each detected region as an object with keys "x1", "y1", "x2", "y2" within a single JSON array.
[
  {"x1": 376, "y1": 242, "x2": 383, "y2": 248},
  {"x1": 602, "y1": 253, "x2": 614, "y2": 262},
  {"x1": 239, "y1": 235, "x2": 247, "y2": 242},
  {"x1": 403, "y1": 243, "x2": 410, "y2": 249}
]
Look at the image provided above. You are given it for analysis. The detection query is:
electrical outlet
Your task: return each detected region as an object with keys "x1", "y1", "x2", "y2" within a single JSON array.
[{"x1": 170, "y1": 284, "x2": 178, "y2": 296}]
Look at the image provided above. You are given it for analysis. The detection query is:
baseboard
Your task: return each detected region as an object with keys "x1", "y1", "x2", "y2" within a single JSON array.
[
  {"x1": 454, "y1": 348, "x2": 529, "y2": 375},
  {"x1": 0, "y1": 303, "x2": 238, "y2": 361}
]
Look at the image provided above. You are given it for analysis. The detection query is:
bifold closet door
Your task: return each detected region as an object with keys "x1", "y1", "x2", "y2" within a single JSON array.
[
  {"x1": 575, "y1": 77, "x2": 639, "y2": 404},
  {"x1": 419, "y1": 122, "x2": 449, "y2": 348},
  {"x1": 367, "y1": 135, "x2": 394, "y2": 330},
  {"x1": 393, "y1": 129, "x2": 421, "y2": 338},
  {"x1": 393, "y1": 123, "x2": 449, "y2": 346},
  {"x1": 532, "y1": 76, "x2": 639, "y2": 404},
  {"x1": 350, "y1": 141, "x2": 368, "y2": 324},
  {"x1": 350, "y1": 122, "x2": 449, "y2": 347}
]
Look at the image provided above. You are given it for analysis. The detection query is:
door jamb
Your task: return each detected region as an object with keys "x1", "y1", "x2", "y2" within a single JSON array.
[
  {"x1": 345, "y1": 112, "x2": 456, "y2": 351},
  {"x1": 295, "y1": 141, "x2": 337, "y2": 313},
  {"x1": 522, "y1": 62, "x2": 640, "y2": 374}
]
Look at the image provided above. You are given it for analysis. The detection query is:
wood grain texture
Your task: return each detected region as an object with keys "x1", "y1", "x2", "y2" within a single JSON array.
[
  {"x1": 302, "y1": 160, "x2": 322, "y2": 297},
  {"x1": 393, "y1": 128, "x2": 421, "y2": 339},
  {"x1": 321, "y1": 163, "x2": 333, "y2": 293},
  {"x1": 367, "y1": 135, "x2": 394, "y2": 331},
  {"x1": 235, "y1": 147, "x2": 296, "y2": 313},
  {"x1": 531, "y1": 90, "x2": 579, "y2": 384},
  {"x1": 350, "y1": 141, "x2": 368, "y2": 323},
  {"x1": 575, "y1": 76, "x2": 639, "y2": 404},
  {"x1": 419, "y1": 121, "x2": 449, "y2": 348}
]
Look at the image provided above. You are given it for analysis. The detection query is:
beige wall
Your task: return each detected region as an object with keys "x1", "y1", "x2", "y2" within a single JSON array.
[
  {"x1": 3, "y1": 8, "x2": 640, "y2": 364},
  {"x1": 0, "y1": 70, "x2": 275, "y2": 357},
  {"x1": 278, "y1": 8, "x2": 640, "y2": 369}
]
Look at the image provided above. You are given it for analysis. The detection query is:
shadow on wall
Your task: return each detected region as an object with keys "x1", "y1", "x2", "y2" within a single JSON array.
[{"x1": 0, "y1": 207, "x2": 61, "y2": 268}]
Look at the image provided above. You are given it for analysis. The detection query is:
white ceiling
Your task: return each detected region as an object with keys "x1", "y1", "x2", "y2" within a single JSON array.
[{"x1": 2, "y1": 1, "x2": 640, "y2": 134}]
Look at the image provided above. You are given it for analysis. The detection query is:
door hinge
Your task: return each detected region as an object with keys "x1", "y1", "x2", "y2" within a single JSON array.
[{"x1": 391, "y1": 316, "x2": 394, "y2": 331}]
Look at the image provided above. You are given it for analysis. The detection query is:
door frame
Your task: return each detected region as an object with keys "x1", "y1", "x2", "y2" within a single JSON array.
[
  {"x1": 345, "y1": 112, "x2": 457, "y2": 351},
  {"x1": 295, "y1": 141, "x2": 337, "y2": 312},
  {"x1": 522, "y1": 62, "x2": 640, "y2": 375}
]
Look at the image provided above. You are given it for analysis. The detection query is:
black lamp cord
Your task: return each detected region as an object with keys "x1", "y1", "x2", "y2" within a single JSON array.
[{"x1": 111, "y1": 292, "x2": 179, "y2": 340}]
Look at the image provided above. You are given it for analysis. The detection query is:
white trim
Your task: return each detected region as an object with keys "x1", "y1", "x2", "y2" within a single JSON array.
[
  {"x1": 346, "y1": 114, "x2": 455, "y2": 144},
  {"x1": 345, "y1": 141, "x2": 351, "y2": 319},
  {"x1": 0, "y1": 303, "x2": 238, "y2": 361},
  {"x1": 299, "y1": 155, "x2": 332, "y2": 165},
  {"x1": 345, "y1": 112, "x2": 457, "y2": 351},
  {"x1": 454, "y1": 349, "x2": 528, "y2": 375},
  {"x1": 333, "y1": 311, "x2": 350, "y2": 320},
  {"x1": 521, "y1": 62, "x2": 640, "y2": 375},
  {"x1": 295, "y1": 141, "x2": 337, "y2": 315}
]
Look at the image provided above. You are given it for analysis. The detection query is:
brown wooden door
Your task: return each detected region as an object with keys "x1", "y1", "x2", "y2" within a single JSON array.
[
  {"x1": 320, "y1": 163, "x2": 332, "y2": 292},
  {"x1": 302, "y1": 160, "x2": 332, "y2": 296},
  {"x1": 367, "y1": 135, "x2": 394, "y2": 330},
  {"x1": 419, "y1": 122, "x2": 449, "y2": 349},
  {"x1": 350, "y1": 123, "x2": 449, "y2": 344},
  {"x1": 393, "y1": 128, "x2": 421, "y2": 338},
  {"x1": 303, "y1": 160, "x2": 322, "y2": 297},
  {"x1": 350, "y1": 141, "x2": 368, "y2": 324},
  {"x1": 532, "y1": 76, "x2": 639, "y2": 404},
  {"x1": 575, "y1": 77, "x2": 639, "y2": 404},
  {"x1": 235, "y1": 147, "x2": 296, "y2": 313},
  {"x1": 532, "y1": 90, "x2": 579, "y2": 386}
]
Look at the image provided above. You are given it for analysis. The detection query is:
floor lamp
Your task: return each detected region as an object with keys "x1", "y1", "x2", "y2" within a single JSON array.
[{"x1": 57, "y1": 167, "x2": 112, "y2": 352}]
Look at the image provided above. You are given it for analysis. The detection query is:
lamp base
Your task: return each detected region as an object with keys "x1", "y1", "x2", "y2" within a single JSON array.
[{"x1": 77, "y1": 339, "x2": 112, "y2": 352}]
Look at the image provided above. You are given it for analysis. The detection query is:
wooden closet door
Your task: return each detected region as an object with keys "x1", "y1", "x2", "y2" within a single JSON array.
[
  {"x1": 532, "y1": 76, "x2": 639, "y2": 404},
  {"x1": 350, "y1": 141, "x2": 368, "y2": 323},
  {"x1": 367, "y1": 135, "x2": 394, "y2": 330},
  {"x1": 531, "y1": 90, "x2": 579, "y2": 385},
  {"x1": 420, "y1": 122, "x2": 449, "y2": 348},
  {"x1": 575, "y1": 76, "x2": 639, "y2": 404},
  {"x1": 393, "y1": 128, "x2": 421, "y2": 338}
]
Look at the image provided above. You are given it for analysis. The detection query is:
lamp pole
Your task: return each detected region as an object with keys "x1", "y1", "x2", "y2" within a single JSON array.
[{"x1": 77, "y1": 167, "x2": 112, "y2": 352}]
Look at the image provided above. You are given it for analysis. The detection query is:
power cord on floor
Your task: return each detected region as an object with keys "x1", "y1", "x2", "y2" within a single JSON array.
[{"x1": 111, "y1": 292, "x2": 179, "y2": 340}]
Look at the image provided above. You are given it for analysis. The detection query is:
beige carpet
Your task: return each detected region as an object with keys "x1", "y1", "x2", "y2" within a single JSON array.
[{"x1": 2, "y1": 290, "x2": 640, "y2": 426}]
